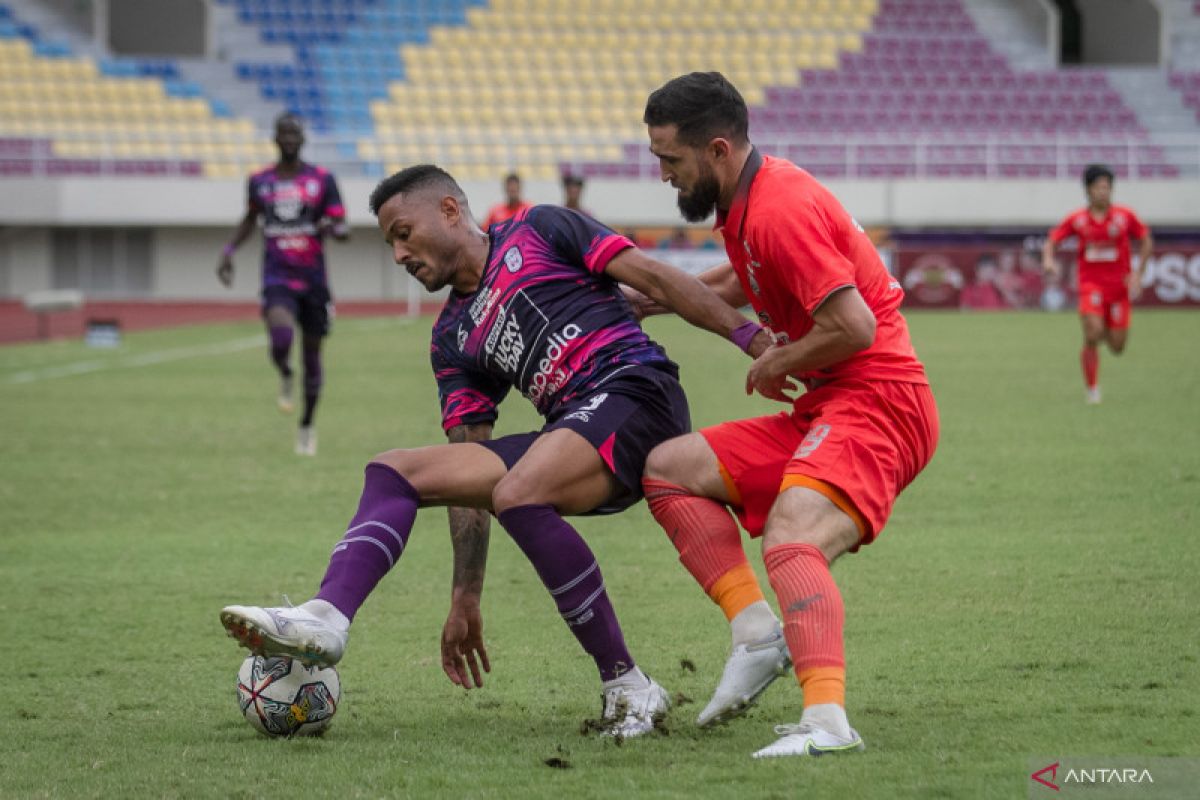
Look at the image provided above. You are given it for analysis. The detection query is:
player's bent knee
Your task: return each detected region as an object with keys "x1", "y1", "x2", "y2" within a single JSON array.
[
  {"x1": 490, "y1": 474, "x2": 539, "y2": 515},
  {"x1": 643, "y1": 433, "x2": 706, "y2": 485},
  {"x1": 368, "y1": 449, "x2": 423, "y2": 485},
  {"x1": 761, "y1": 488, "x2": 861, "y2": 560}
]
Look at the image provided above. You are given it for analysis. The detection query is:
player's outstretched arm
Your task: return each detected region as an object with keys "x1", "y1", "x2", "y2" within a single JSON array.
[
  {"x1": 1130, "y1": 231, "x2": 1154, "y2": 300},
  {"x1": 607, "y1": 249, "x2": 770, "y2": 357},
  {"x1": 746, "y1": 286, "x2": 876, "y2": 402},
  {"x1": 441, "y1": 422, "x2": 494, "y2": 690},
  {"x1": 217, "y1": 207, "x2": 259, "y2": 288},
  {"x1": 321, "y1": 215, "x2": 350, "y2": 242},
  {"x1": 1041, "y1": 236, "x2": 1060, "y2": 279},
  {"x1": 694, "y1": 261, "x2": 750, "y2": 309},
  {"x1": 622, "y1": 260, "x2": 747, "y2": 321}
]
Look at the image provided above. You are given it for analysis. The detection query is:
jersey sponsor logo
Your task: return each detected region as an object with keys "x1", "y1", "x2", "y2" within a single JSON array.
[
  {"x1": 492, "y1": 312, "x2": 525, "y2": 372},
  {"x1": 305, "y1": 177, "x2": 320, "y2": 197},
  {"x1": 795, "y1": 424, "x2": 831, "y2": 459},
  {"x1": 272, "y1": 182, "x2": 305, "y2": 222},
  {"x1": 563, "y1": 392, "x2": 608, "y2": 423},
  {"x1": 262, "y1": 222, "x2": 318, "y2": 239},
  {"x1": 742, "y1": 240, "x2": 762, "y2": 295},
  {"x1": 1085, "y1": 243, "x2": 1118, "y2": 262},
  {"x1": 504, "y1": 246, "x2": 523, "y2": 273},
  {"x1": 483, "y1": 303, "x2": 508, "y2": 356},
  {"x1": 469, "y1": 287, "x2": 502, "y2": 326},
  {"x1": 527, "y1": 323, "x2": 583, "y2": 404},
  {"x1": 271, "y1": 235, "x2": 314, "y2": 252}
]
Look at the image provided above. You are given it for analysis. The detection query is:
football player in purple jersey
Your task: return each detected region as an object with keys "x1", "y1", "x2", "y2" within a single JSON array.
[
  {"x1": 220, "y1": 164, "x2": 774, "y2": 738},
  {"x1": 217, "y1": 113, "x2": 349, "y2": 455}
]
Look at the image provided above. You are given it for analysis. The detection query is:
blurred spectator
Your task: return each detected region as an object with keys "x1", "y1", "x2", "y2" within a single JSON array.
[
  {"x1": 621, "y1": 228, "x2": 658, "y2": 249},
  {"x1": 993, "y1": 254, "x2": 1024, "y2": 307},
  {"x1": 1018, "y1": 252, "x2": 1046, "y2": 308},
  {"x1": 561, "y1": 174, "x2": 593, "y2": 217},
  {"x1": 483, "y1": 172, "x2": 533, "y2": 229},
  {"x1": 658, "y1": 226, "x2": 694, "y2": 250},
  {"x1": 959, "y1": 255, "x2": 1005, "y2": 310}
]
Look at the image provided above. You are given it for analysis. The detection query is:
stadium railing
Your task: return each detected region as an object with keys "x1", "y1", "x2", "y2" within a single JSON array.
[{"x1": 2, "y1": 131, "x2": 1199, "y2": 181}]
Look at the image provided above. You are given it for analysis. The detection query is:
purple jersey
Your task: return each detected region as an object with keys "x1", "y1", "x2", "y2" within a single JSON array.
[
  {"x1": 432, "y1": 205, "x2": 677, "y2": 430},
  {"x1": 247, "y1": 162, "x2": 346, "y2": 291}
]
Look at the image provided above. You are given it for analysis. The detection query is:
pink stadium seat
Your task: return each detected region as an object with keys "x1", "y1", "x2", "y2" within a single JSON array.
[{"x1": 574, "y1": 0, "x2": 1166, "y2": 180}]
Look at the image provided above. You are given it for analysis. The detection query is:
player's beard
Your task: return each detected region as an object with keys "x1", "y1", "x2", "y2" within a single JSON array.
[{"x1": 676, "y1": 165, "x2": 721, "y2": 223}]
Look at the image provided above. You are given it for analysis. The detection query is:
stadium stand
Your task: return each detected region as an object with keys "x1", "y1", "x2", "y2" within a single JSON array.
[
  {"x1": 0, "y1": 2, "x2": 270, "y2": 177},
  {"x1": 1169, "y1": 0, "x2": 1200, "y2": 124},
  {"x1": 218, "y1": 0, "x2": 488, "y2": 134},
  {"x1": 363, "y1": 0, "x2": 874, "y2": 179},
  {"x1": 564, "y1": 0, "x2": 1183, "y2": 179},
  {"x1": 2, "y1": 0, "x2": 1200, "y2": 180}
]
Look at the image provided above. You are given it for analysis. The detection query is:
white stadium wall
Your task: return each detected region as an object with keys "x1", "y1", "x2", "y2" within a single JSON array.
[{"x1": 2, "y1": 176, "x2": 1200, "y2": 300}]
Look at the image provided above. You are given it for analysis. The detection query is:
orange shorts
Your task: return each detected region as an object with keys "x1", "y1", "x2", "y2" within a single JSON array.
[
  {"x1": 700, "y1": 380, "x2": 939, "y2": 547},
  {"x1": 1078, "y1": 281, "x2": 1131, "y2": 330}
]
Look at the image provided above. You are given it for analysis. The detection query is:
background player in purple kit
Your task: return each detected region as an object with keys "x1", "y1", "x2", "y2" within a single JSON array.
[
  {"x1": 217, "y1": 113, "x2": 349, "y2": 455},
  {"x1": 220, "y1": 164, "x2": 772, "y2": 738}
]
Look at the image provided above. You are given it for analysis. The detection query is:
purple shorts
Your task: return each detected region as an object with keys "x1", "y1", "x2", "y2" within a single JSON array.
[
  {"x1": 262, "y1": 284, "x2": 333, "y2": 338},
  {"x1": 479, "y1": 368, "x2": 690, "y2": 514}
]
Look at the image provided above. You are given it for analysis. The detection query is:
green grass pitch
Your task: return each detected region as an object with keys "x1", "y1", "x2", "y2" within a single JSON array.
[{"x1": 1, "y1": 310, "x2": 1197, "y2": 799}]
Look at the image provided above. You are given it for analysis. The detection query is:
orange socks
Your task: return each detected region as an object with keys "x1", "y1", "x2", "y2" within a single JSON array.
[
  {"x1": 643, "y1": 478, "x2": 765, "y2": 621},
  {"x1": 764, "y1": 542, "x2": 846, "y2": 708},
  {"x1": 1081, "y1": 346, "x2": 1099, "y2": 389}
]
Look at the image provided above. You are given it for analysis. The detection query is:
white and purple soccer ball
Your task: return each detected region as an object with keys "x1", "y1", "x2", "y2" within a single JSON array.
[{"x1": 236, "y1": 654, "x2": 340, "y2": 737}]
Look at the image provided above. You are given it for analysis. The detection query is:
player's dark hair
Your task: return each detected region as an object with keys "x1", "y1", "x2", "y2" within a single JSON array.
[
  {"x1": 275, "y1": 112, "x2": 303, "y2": 131},
  {"x1": 562, "y1": 173, "x2": 584, "y2": 187},
  {"x1": 643, "y1": 71, "x2": 749, "y2": 148},
  {"x1": 369, "y1": 164, "x2": 467, "y2": 216},
  {"x1": 1083, "y1": 164, "x2": 1114, "y2": 187},
  {"x1": 504, "y1": 172, "x2": 521, "y2": 184}
]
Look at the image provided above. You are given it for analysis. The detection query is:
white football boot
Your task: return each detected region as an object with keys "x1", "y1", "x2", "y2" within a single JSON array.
[
  {"x1": 751, "y1": 721, "x2": 865, "y2": 759},
  {"x1": 295, "y1": 425, "x2": 317, "y2": 456},
  {"x1": 1085, "y1": 386, "x2": 1102, "y2": 405},
  {"x1": 697, "y1": 628, "x2": 791, "y2": 727},
  {"x1": 220, "y1": 603, "x2": 346, "y2": 668},
  {"x1": 277, "y1": 374, "x2": 295, "y2": 414},
  {"x1": 600, "y1": 675, "x2": 671, "y2": 738}
]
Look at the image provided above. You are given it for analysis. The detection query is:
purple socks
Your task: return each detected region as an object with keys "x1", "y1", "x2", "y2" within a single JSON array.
[
  {"x1": 312, "y1": 475, "x2": 637, "y2": 683},
  {"x1": 268, "y1": 325, "x2": 293, "y2": 376},
  {"x1": 301, "y1": 341, "x2": 323, "y2": 426},
  {"x1": 497, "y1": 504, "x2": 635, "y2": 681},
  {"x1": 316, "y1": 463, "x2": 418, "y2": 620}
]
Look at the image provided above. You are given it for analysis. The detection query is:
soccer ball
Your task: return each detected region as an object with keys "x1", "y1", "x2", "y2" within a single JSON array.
[{"x1": 236, "y1": 654, "x2": 340, "y2": 737}]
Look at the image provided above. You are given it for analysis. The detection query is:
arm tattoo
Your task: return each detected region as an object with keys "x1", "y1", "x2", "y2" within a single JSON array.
[{"x1": 446, "y1": 423, "x2": 493, "y2": 598}]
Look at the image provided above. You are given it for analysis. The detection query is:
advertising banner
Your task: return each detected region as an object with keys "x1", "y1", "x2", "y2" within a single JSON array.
[{"x1": 894, "y1": 236, "x2": 1200, "y2": 310}]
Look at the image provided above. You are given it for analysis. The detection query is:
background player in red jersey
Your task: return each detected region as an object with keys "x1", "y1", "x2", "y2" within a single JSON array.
[
  {"x1": 482, "y1": 171, "x2": 533, "y2": 229},
  {"x1": 1042, "y1": 164, "x2": 1153, "y2": 404},
  {"x1": 217, "y1": 113, "x2": 349, "y2": 454},
  {"x1": 636, "y1": 72, "x2": 939, "y2": 759}
]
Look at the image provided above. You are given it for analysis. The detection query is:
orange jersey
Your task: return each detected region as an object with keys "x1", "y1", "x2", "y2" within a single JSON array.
[
  {"x1": 483, "y1": 201, "x2": 534, "y2": 230},
  {"x1": 716, "y1": 152, "x2": 927, "y2": 388},
  {"x1": 1049, "y1": 205, "x2": 1148, "y2": 288}
]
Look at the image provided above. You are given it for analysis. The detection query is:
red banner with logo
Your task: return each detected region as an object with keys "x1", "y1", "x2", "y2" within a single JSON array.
[{"x1": 895, "y1": 244, "x2": 1200, "y2": 309}]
